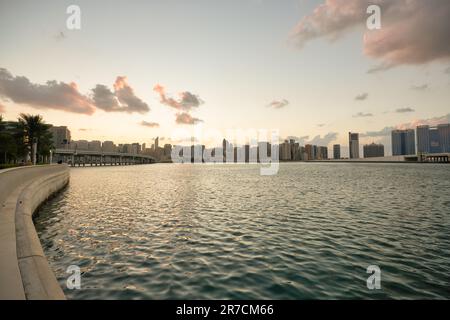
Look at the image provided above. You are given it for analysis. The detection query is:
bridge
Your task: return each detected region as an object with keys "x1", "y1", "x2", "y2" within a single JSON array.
[{"x1": 52, "y1": 149, "x2": 157, "y2": 166}]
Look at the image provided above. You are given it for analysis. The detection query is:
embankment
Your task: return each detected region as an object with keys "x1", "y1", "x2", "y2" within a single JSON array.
[{"x1": 0, "y1": 165, "x2": 69, "y2": 300}]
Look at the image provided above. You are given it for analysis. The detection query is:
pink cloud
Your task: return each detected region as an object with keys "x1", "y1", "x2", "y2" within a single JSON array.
[
  {"x1": 0, "y1": 68, "x2": 95, "y2": 114},
  {"x1": 175, "y1": 112, "x2": 202, "y2": 125},
  {"x1": 153, "y1": 84, "x2": 203, "y2": 111},
  {"x1": 396, "y1": 114, "x2": 450, "y2": 130},
  {"x1": 290, "y1": 0, "x2": 450, "y2": 69}
]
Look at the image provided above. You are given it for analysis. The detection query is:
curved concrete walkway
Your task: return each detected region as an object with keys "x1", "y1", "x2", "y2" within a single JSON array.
[{"x1": 0, "y1": 165, "x2": 69, "y2": 300}]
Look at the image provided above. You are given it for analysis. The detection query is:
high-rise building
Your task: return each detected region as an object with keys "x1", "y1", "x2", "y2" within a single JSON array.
[
  {"x1": 392, "y1": 129, "x2": 415, "y2": 155},
  {"x1": 163, "y1": 144, "x2": 172, "y2": 158},
  {"x1": 349, "y1": 132, "x2": 359, "y2": 159},
  {"x1": 333, "y1": 144, "x2": 341, "y2": 159},
  {"x1": 317, "y1": 146, "x2": 328, "y2": 160},
  {"x1": 72, "y1": 140, "x2": 88, "y2": 150},
  {"x1": 292, "y1": 142, "x2": 301, "y2": 161},
  {"x1": 305, "y1": 144, "x2": 313, "y2": 160},
  {"x1": 280, "y1": 140, "x2": 291, "y2": 160},
  {"x1": 418, "y1": 124, "x2": 450, "y2": 153},
  {"x1": 438, "y1": 124, "x2": 450, "y2": 152},
  {"x1": 88, "y1": 140, "x2": 102, "y2": 152},
  {"x1": 258, "y1": 141, "x2": 271, "y2": 162},
  {"x1": 363, "y1": 143, "x2": 384, "y2": 158},
  {"x1": 49, "y1": 126, "x2": 71, "y2": 149},
  {"x1": 102, "y1": 141, "x2": 116, "y2": 153},
  {"x1": 429, "y1": 128, "x2": 441, "y2": 153},
  {"x1": 131, "y1": 143, "x2": 141, "y2": 154},
  {"x1": 223, "y1": 138, "x2": 232, "y2": 162},
  {"x1": 417, "y1": 125, "x2": 430, "y2": 154},
  {"x1": 154, "y1": 137, "x2": 159, "y2": 150},
  {"x1": 121, "y1": 144, "x2": 132, "y2": 153}
]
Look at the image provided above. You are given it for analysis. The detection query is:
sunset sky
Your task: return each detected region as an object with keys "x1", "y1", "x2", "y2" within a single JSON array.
[{"x1": 1, "y1": 0, "x2": 449, "y2": 155}]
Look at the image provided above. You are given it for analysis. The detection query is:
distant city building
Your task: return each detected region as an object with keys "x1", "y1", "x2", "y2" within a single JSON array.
[
  {"x1": 317, "y1": 146, "x2": 328, "y2": 160},
  {"x1": 102, "y1": 141, "x2": 116, "y2": 153},
  {"x1": 88, "y1": 140, "x2": 102, "y2": 152},
  {"x1": 223, "y1": 139, "x2": 232, "y2": 162},
  {"x1": 163, "y1": 144, "x2": 172, "y2": 159},
  {"x1": 363, "y1": 143, "x2": 384, "y2": 158},
  {"x1": 305, "y1": 144, "x2": 313, "y2": 160},
  {"x1": 417, "y1": 124, "x2": 450, "y2": 154},
  {"x1": 121, "y1": 144, "x2": 132, "y2": 153},
  {"x1": 280, "y1": 140, "x2": 291, "y2": 160},
  {"x1": 49, "y1": 125, "x2": 71, "y2": 149},
  {"x1": 417, "y1": 125, "x2": 430, "y2": 154},
  {"x1": 244, "y1": 145, "x2": 250, "y2": 162},
  {"x1": 333, "y1": 144, "x2": 341, "y2": 159},
  {"x1": 154, "y1": 137, "x2": 159, "y2": 150},
  {"x1": 291, "y1": 142, "x2": 301, "y2": 161},
  {"x1": 257, "y1": 141, "x2": 271, "y2": 162},
  {"x1": 392, "y1": 129, "x2": 415, "y2": 155},
  {"x1": 349, "y1": 132, "x2": 359, "y2": 159},
  {"x1": 439, "y1": 124, "x2": 450, "y2": 152},
  {"x1": 131, "y1": 143, "x2": 141, "y2": 154},
  {"x1": 71, "y1": 140, "x2": 88, "y2": 150}
]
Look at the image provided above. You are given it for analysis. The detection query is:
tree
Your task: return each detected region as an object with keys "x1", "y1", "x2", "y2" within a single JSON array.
[
  {"x1": 17, "y1": 114, "x2": 53, "y2": 164},
  {"x1": 0, "y1": 132, "x2": 17, "y2": 164}
]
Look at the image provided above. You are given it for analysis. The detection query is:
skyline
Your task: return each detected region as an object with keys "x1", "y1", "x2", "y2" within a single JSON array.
[{"x1": 1, "y1": 0, "x2": 450, "y2": 156}]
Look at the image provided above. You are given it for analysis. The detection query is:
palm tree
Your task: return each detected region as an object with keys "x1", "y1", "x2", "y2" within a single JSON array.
[{"x1": 17, "y1": 114, "x2": 53, "y2": 164}]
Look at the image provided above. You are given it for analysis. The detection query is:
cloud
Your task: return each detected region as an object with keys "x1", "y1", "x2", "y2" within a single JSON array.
[
  {"x1": 0, "y1": 102, "x2": 5, "y2": 113},
  {"x1": 287, "y1": 133, "x2": 338, "y2": 146},
  {"x1": 286, "y1": 135, "x2": 309, "y2": 143},
  {"x1": 140, "y1": 120, "x2": 160, "y2": 128},
  {"x1": 445, "y1": 66, "x2": 450, "y2": 74},
  {"x1": 113, "y1": 77, "x2": 150, "y2": 114},
  {"x1": 267, "y1": 99, "x2": 289, "y2": 109},
  {"x1": 361, "y1": 126, "x2": 395, "y2": 137},
  {"x1": 92, "y1": 85, "x2": 121, "y2": 111},
  {"x1": 353, "y1": 112, "x2": 373, "y2": 118},
  {"x1": 153, "y1": 84, "x2": 203, "y2": 111},
  {"x1": 410, "y1": 84, "x2": 428, "y2": 91},
  {"x1": 308, "y1": 132, "x2": 338, "y2": 146},
  {"x1": 0, "y1": 68, "x2": 95, "y2": 114},
  {"x1": 92, "y1": 77, "x2": 149, "y2": 114},
  {"x1": 317, "y1": 123, "x2": 326, "y2": 127},
  {"x1": 355, "y1": 93, "x2": 368, "y2": 101},
  {"x1": 78, "y1": 128, "x2": 90, "y2": 131},
  {"x1": 366, "y1": 63, "x2": 394, "y2": 74},
  {"x1": 361, "y1": 113, "x2": 450, "y2": 137},
  {"x1": 175, "y1": 112, "x2": 203, "y2": 125},
  {"x1": 396, "y1": 113, "x2": 450, "y2": 129},
  {"x1": 395, "y1": 107, "x2": 415, "y2": 113},
  {"x1": 290, "y1": 0, "x2": 450, "y2": 69}
]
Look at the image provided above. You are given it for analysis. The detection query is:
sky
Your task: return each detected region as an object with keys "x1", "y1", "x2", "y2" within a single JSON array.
[{"x1": 1, "y1": 0, "x2": 449, "y2": 156}]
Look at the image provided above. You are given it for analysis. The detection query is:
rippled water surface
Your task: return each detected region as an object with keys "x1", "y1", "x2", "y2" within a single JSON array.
[{"x1": 35, "y1": 163, "x2": 450, "y2": 299}]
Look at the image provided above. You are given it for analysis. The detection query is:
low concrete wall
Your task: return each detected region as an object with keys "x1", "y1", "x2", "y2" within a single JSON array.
[{"x1": 0, "y1": 165, "x2": 69, "y2": 300}]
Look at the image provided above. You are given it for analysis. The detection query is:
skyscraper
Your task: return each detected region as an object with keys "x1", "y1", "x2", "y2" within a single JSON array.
[
  {"x1": 49, "y1": 125, "x2": 71, "y2": 149},
  {"x1": 392, "y1": 129, "x2": 415, "y2": 156},
  {"x1": 349, "y1": 132, "x2": 359, "y2": 159},
  {"x1": 305, "y1": 144, "x2": 313, "y2": 160},
  {"x1": 363, "y1": 143, "x2": 384, "y2": 158},
  {"x1": 417, "y1": 124, "x2": 450, "y2": 154},
  {"x1": 438, "y1": 124, "x2": 450, "y2": 152},
  {"x1": 154, "y1": 137, "x2": 159, "y2": 150},
  {"x1": 417, "y1": 125, "x2": 430, "y2": 154},
  {"x1": 333, "y1": 144, "x2": 341, "y2": 159},
  {"x1": 317, "y1": 146, "x2": 328, "y2": 160}
]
